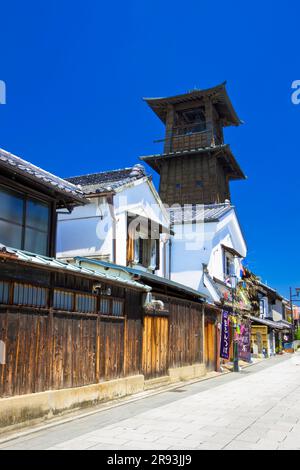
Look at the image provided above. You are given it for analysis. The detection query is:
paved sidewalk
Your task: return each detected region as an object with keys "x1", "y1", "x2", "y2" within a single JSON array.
[{"x1": 1, "y1": 353, "x2": 300, "y2": 450}]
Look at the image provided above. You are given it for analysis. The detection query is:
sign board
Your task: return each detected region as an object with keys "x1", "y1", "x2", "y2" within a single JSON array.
[
  {"x1": 220, "y1": 310, "x2": 230, "y2": 359},
  {"x1": 238, "y1": 321, "x2": 251, "y2": 362},
  {"x1": 251, "y1": 325, "x2": 268, "y2": 354}
]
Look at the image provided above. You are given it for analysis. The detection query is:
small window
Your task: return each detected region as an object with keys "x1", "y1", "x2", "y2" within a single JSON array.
[
  {"x1": 76, "y1": 294, "x2": 96, "y2": 313},
  {"x1": 225, "y1": 255, "x2": 235, "y2": 276},
  {"x1": 196, "y1": 180, "x2": 203, "y2": 188},
  {"x1": 0, "y1": 186, "x2": 50, "y2": 255},
  {"x1": 13, "y1": 283, "x2": 47, "y2": 307},
  {"x1": 133, "y1": 237, "x2": 159, "y2": 270},
  {"x1": 53, "y1": 290, "x2": 73, "y2": 310},
  {"x1": 112, "y1": 300, "x2": 123, "y2": 317},
  {"x1": 0, "y1": 281, "x2": 9, "y2": 304},
  {"x1": 100, "y1": 298, "x2": 110, "y2": 315}
]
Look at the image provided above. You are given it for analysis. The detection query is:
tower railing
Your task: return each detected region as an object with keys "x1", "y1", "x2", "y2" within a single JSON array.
[{"x1": 154, "y1": 121, "x2": 223, "y2": 153}]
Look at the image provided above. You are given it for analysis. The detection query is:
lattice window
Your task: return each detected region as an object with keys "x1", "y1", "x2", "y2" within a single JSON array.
[
  {"x1": 100, "y1": 297, "x2": 110, "y2": 315},
  {"x1": 13, "y1": 283, "x2": 47, "y2": 307},
  {"x1": 112, "y1": 300, "x2": 123, "y2": 317},
  {"x1": 0, "y1": 281, "x2": 9, "y2": 304},
  {"x1": 53, "y1": 289, "x2": 73, "y2": 311},
  {"x1": 75, "y1": 294, "x2": 96, "y2": 313}
]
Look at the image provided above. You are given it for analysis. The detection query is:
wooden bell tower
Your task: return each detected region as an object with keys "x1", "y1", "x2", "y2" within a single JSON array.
[{"x1": 140, "y1": 83, "x2": 246, "y2": 206}]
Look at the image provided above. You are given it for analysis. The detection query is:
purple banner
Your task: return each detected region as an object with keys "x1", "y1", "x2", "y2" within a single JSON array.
[
  {"x1": 238, "y1": 322, "x2": 251, "y2": 362},
  {"x1": 220, "y1": 310, "x2": 230, "y2": 359}
]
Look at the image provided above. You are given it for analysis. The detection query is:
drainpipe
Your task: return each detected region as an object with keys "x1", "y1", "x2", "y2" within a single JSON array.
[
  {"x1": 107, "y1": 195, "x2": 117, "y2": 264},
  {"x1": 168, "y1": 236, "x2": 172, "y2": 280}
]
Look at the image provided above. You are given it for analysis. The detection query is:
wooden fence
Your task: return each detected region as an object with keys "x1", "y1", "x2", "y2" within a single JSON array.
[{"x1": 0, "y1": 262, "x2": 218, "y2": 398}]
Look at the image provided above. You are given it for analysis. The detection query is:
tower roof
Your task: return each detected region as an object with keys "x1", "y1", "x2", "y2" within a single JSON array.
[
  {"x1": 139, "y1": 144, "x2": 246, "y2": 181},
  {"x1": 143, "y1": 82, "x2": 242, "y2": 127}
]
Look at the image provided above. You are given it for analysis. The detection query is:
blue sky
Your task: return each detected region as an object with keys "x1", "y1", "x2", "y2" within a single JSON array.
[{"x1": 0, "y1": 1, "x2": 299, "y2": 298}]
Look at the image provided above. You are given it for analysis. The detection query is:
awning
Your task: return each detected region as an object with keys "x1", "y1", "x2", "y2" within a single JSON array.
[
  {"x1": 221, "y1": 244, "x2": 244, "y2": 259},
  {"x1": 127, "y1": 211, "x2": 170, "y2": 234},
  {"x1": 249, "y1": 316, "x2": 288, "y2": 330}
]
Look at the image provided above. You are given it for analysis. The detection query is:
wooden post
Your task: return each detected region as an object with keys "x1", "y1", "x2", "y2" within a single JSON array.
[
  {"x1": 202, "y1": 303, "x2": 206, "y2": 366},
  {"x1": 164, "y1": 104, "x2": 175, "y2": 153},
  {"x1": 123, "y1": 291, "x2": 128, "y2": 377},
  {"x1": 48, "y1": 273, "x2": 54, "y2": 390},
  {"x1": 204, "y1": 98, "x2": 214, "y2": 147},
  {"x1": 96, "y1": 291, "x2": 101, "y2": 383}
]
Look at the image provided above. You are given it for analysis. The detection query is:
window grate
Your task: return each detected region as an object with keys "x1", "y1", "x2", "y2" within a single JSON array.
[
  {"x1": 76, "y1": 294, "x2": 96, "y2": 313},
  {"x1": 112, "y1": 300, "x2": 123, "y2": 317},
  {"x1": 0, "y1": 281, "x2": 9, "y2": 304},
  {"x1": 53, "y1": 290, "x2": 73, "y2": 311},
  {"x1": 13, "y1": 283, "x2": 47, "y2": 307},
  {"x1": 100, "y1": 298, "x2": 110, "y2": 315}
]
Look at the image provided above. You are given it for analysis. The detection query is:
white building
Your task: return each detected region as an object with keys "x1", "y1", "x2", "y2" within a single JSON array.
[
  {"x1": 57, "y1": 164, "x2": 170, "y2": 277},
  {"x1": 168, "y1": 202, "x2": 247, "y2": 303}
]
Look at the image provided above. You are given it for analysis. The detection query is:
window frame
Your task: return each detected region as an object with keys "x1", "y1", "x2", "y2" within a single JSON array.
[
  {"x1": 99, "y1": 295, "x2": 125, "y2": 318},
  {"x1": 133, "y1": 236, "x2": 159, "y2": 271},
  {"x1": 0, "y1": 184, "x2": 51, "y2": 256},
  {"x1": 223, "y1": 250, "x2": 235, "y2": 278}
]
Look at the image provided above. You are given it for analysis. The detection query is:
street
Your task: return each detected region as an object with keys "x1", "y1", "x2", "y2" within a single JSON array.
[{"x1": 1, "y1": 353, "x2": 300, "y2": 450}]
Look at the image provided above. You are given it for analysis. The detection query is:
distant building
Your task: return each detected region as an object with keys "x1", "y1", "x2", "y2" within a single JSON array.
[
  {"x1": 168, "y1": 203, "x2": 247, "y2": 301},
  {"x1": 140, "y1": 82, "x2": 245, "y2": 206},
  {"x1": 140, "y1": 84, "x2": 247, "y2": 304}
]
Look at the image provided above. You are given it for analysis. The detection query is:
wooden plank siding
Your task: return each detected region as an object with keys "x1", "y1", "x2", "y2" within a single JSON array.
[
  {"x1": 0, "y1": 261, "x2": 219, "y2": 398},
  {"x1": 168, "y1": 299, "x2": 203, "y2": 368},
  {"x1": 142, "y1": 294, "x2": 205, "y2": 379},
  {"x1": 205, "y1": 316, "x2": 217, "y2": 371},
  {"x1": 142, "y1": 314, "x2": 169, "y2": 379},
  {"x1": 0, "y1": 263, "x2": 144, "y2": 398}
]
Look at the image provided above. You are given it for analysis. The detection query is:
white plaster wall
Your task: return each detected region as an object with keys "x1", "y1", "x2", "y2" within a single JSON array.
[
  {"x1": 272, "y1": 299, "x2": 283, "y2": 321},
  {"x1": 170, "y1": 222, "x2": 214, "y2": 290},
  {"x1": 170, "y1": 209, "x2": 247, "y2": 293},
  {"x1": 57, "y1": 197, "x2": 113, "y2": 259},
  {"x1": 57, "y1": 180, "x2": 169, "y2": 274},
  {"x1": 114, "y1": 180, "x2": 168, "y2": 228}
]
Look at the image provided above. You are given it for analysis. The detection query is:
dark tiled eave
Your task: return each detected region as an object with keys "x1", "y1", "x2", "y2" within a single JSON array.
[
  {"x1": 66, "y1": 165, "x2": 147, "y2": 195},
  {"x1": 140, "y1": 144, "x2": 246, "y2": 180},
  {"x1": 0, "y1": 148, "x2": 86, "y2": 205},
  {"x1": 143, "y1": 82, "x2": 242, "y2": 127}
]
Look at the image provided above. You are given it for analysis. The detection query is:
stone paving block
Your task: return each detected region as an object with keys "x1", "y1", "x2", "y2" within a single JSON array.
[
  {"x1": 156, "y1": 437, "x2": 204, "y2": 449},
  {"x1": 195, "y1": 442, "x2": 225, "y2": 450},
  {"x1": 272, "y1": 422, "x2": 294, "y2": 433},
  {"x1": 204, "y1": 433, "x2": 235, "y2": 446},
  {"x1": 223, "y1": 440, "x2": 254, "y2": 450},
  {"x1": 277, "y1": 441, "x2": 300, "y2": 451},
  {"x1": 264, "y1": 430, "x2": 288, "y2": 443},
  {"x1": 236, "y1": 431, "x2": 261, "y2": 443},
  {"x1": 252, "y1": 439, "x2": 280, "y2": 450},
  {"x1": 122, "y1": 440, "x2": 169, "y2": 450},
  {"x1": 280, "y1": 415, "x2": 299, "y2": 424}
]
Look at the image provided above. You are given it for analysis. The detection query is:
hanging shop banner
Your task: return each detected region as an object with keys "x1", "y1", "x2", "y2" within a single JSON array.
[
  {"x1": 238, "y1": 321, "x2": 251, "y2": 362},
  {"x1": 220, "y1": 310, "x2": 230, "y2": 359}
]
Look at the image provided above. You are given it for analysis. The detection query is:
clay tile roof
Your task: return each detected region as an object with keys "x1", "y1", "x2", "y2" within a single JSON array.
[
  {"x1": 0, "y1": 148, "x2": 86, "y2": 204},
  {"x1": 168, "y1": 203, "x2": 233, "y2": 224},
  {"x1": 67, "y1": 164, "x2": 147, "y2": 195}
]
